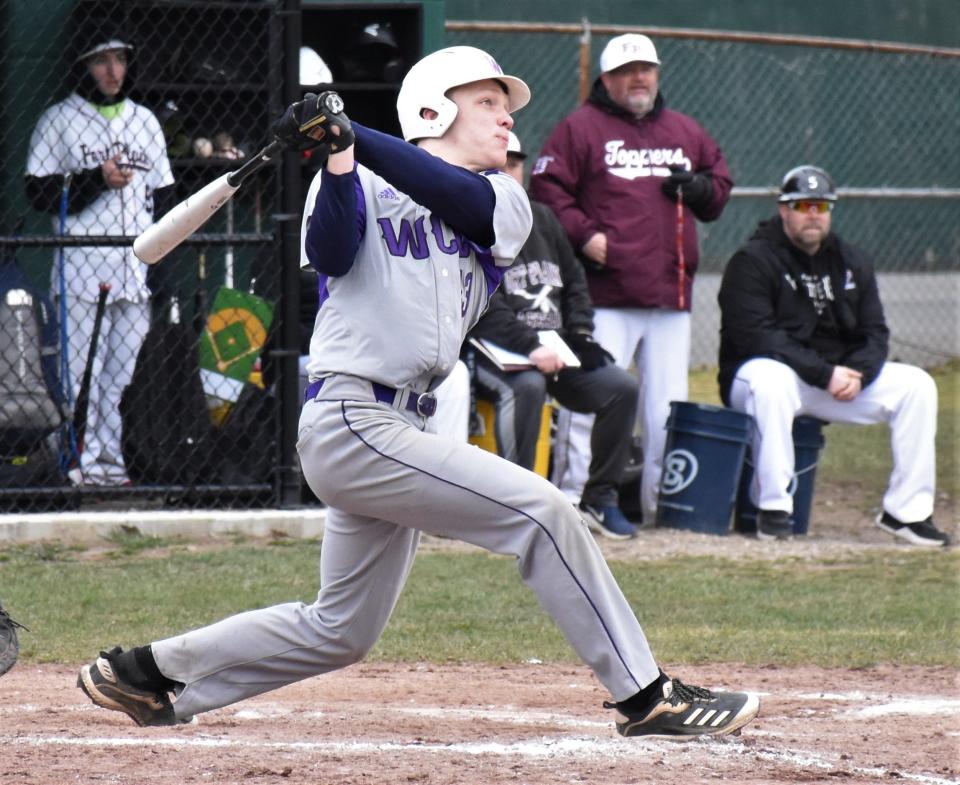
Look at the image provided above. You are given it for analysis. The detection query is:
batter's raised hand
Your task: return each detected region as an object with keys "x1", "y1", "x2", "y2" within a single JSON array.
[{"x1": 272, "y1": 91, "x2": 355, "y2": 153}]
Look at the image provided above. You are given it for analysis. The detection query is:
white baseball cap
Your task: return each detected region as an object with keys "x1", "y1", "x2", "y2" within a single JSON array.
[
  {"x1": 76, "y1": 39, "x2": 134, "y2": 63},
  {"x1": 599, "y1": 34, "x2": 660, "y2": 73}
]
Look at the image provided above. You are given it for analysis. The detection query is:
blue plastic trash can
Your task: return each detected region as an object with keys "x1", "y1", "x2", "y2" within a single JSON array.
[
  {"x1": 734, "y1": 416, "x2": 827, "y2": 536},
  {"x1": 655, "y1": 402, "x2": 753, "y2": 535}
]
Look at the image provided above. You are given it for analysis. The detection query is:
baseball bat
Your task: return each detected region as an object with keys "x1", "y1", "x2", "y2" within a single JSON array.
[
  {"x1": 133, "y1": 139, "x2": 284, "y2": 265},
  {"x1": 73, "y1": 282, "x2": 111, "y2": 452},
  {"x1": 57, "y1": 173, "x2": 81, "y2": 472}
]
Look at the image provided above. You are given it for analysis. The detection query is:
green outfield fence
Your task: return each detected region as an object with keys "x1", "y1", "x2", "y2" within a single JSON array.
[
  {"x1": 0, "y1": 3, "x2": 956, "y2": 514},
  {"x1": 446, "y1": 20, "x2": 960, "y2": 367}
]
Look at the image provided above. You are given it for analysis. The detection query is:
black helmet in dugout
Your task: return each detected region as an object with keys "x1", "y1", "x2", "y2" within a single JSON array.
[{"x1": 778, "y1": 165, "x2": 837, "y2": 203}]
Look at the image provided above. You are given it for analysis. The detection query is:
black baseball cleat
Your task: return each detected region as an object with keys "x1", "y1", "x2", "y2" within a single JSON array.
[
  {"x1": 605, "y1": 678, "x2": 760, "y2": 739},
  {"x1": 756, "y1": 509, "x2": 793, "y2": 541},
  {"x1": 875, "y1": 512, "x2": 951, "y2": 547},
  {"x1": 77, "y1": 646, "x2": 179, "y2": 726}
]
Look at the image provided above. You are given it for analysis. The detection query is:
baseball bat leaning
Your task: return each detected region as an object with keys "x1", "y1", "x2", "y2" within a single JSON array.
[
  {"x1": 73, "y1": 282, "x2": 111, "y2": 453},
  {"x1": 133, "y1": 140, "x2": 284, "y2": 265}
]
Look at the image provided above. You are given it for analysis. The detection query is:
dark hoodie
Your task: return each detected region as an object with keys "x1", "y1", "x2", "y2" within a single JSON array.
[
  {"x1": 717, "y1": 215, "x2": 889, "y2": 404},
  {"x1": 529, "y1": 79, "x2": 732, "y2": 310},
  {"x1": 470, "y1": 201, "x2": 594, "y2": 356}
]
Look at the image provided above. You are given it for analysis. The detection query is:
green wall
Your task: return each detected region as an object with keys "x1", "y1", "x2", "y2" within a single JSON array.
[
  {"x1": 443, "y1": 1, "x2": 960, "y2": 271},
  {"x1": 444, "y1": 0, "x2": 959, "y2": 48}
]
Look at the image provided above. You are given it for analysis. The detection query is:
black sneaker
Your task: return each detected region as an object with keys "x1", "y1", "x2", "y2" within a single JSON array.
[
  {"x1": 875, "y1": 512, "x2": 951, "y2": 547},
  {"x1": 756, "y1": 509, "x2": 793, "y2": 541},
  {"x1": 605, "y1": 677, "x2": 760, "y2": 739},
  {"x1": 77, "y1": 646, "x2": 180, "y2": 726}
]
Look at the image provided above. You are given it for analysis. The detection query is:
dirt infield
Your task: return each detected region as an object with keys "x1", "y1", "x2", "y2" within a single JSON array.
[
  {"x1": 2, "y1": 493, "x2": 956, "y2": 784},
  {"x1": 2, "y1": 661, "x2": 957, "y2": 785}
]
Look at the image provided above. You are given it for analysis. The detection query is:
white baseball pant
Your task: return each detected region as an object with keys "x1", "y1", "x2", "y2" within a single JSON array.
[
  {"x1": 553, "y1": 308, "x2": 690, "y2": 522},
  {"x1": 66, "y1": 297, "x2": 149, "y2": 484},
  {"x1": 729, "y1": 358, "x2": 937, "y2": 523}
]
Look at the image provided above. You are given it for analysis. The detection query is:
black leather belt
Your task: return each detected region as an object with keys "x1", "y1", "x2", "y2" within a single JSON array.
[{"x1": 304, "y1": 378, "x2": 437, "y2": 418}]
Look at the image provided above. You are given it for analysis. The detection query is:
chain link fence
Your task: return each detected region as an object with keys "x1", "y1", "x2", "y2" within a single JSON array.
[
  {"x1": 446, "y1": 21, "x2": 960, "y2": 367},
  {"x1": 1, "y1": 7, "x2": 957, "y2": 514},
  {"x1": 1, "y1": 0, "x2": 294, "y2": 513}
]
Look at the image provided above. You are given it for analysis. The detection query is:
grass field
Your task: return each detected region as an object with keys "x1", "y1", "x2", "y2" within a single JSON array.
[
  {"x1": 0, "y1": 364, "x2": 956, "y2": 672},
  {"x1": 2, "y1": 535, "x2": 957, "y2": 669}
]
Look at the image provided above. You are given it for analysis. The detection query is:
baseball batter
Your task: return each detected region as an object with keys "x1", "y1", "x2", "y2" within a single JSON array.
[
  {"x1": 25, "y1": 32, "x2": 174, "y2": 484},
  {"x1": 78, "y1": 46, "x2": 759, "y2": 741}
]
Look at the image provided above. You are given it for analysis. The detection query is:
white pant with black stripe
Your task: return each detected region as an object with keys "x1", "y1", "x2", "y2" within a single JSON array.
[
  {"x1": 553, "y1": 308, "x2": 690, "y2": 522},
  {"x1": 729, "y1": 358, "x2": 937, "y2": 523}
]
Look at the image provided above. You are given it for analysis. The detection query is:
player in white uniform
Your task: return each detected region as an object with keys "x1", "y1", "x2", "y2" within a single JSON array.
[
  {"x1": 25, "y1": 33, "x2": 174, "y2": 484},
  {"x1": 77, "y1": 47, "x2": 759, "y2": 742}
]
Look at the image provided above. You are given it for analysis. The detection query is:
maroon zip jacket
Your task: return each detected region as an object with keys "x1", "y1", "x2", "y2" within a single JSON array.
[{"x1": 529, "y1": 84, "x2": 732, "y2": 310}]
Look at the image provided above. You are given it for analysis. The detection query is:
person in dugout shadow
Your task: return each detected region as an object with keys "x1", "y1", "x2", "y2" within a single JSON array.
[{"x1": 24, "y1": 24, "x2": 174, "y2": 485}]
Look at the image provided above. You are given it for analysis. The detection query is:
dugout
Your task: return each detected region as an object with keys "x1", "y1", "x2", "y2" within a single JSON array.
[{"x1": 0, "y1": 0, "x2": 444, "y2": 512}]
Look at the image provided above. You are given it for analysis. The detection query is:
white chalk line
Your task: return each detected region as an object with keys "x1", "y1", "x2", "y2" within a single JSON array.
[
  {"x1": 4, "y1": 732, "x2": 958, "y2": 785},
  {"x1": 5, "y1": 690, "x2": 957, "y2": 721},
  {"x1": 3, "y1": 691, "x2": 958, "y2": 785}
]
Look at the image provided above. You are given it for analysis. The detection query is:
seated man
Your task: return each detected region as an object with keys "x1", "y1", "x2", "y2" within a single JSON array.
[
  {"x1": 718, "y1": 165, "x2": 948, "y2": 546},
  {"x1": 469, "y1": 132, "x2": 639, "y2": 539}
]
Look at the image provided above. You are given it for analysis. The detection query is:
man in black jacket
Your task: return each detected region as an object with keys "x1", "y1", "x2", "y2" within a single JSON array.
[
  {"x1": 469, "y1": 133, "x2": 639, "y2": 539},
  {"x1": 718, "y1": 165, "x2": 947, "y2": 546}
]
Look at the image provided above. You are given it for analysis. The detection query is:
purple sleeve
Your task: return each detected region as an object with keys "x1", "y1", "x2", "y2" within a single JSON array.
[
  {"x1": 352, "y1": 122, "x2": 496, "y2": 247},
  {"x1": 304, "y1": 167, "x2": 365, "y2": 277}
]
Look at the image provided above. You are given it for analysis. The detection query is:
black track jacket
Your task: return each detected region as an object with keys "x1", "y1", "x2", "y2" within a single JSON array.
[
  {"x1": 717, "y1": 216, "x2": 889, "y2": 405},
  {"x1": 471, "y1": 201, "x2": 594, "y2": 355}
]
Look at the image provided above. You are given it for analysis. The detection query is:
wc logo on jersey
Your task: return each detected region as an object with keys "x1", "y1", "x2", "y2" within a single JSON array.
[
  {"x1": 660, "y1": 449, "x2": 699, "y2": 495},
  {"x1": 377, "y1": 216, "x2": 472, "y2": 261}
]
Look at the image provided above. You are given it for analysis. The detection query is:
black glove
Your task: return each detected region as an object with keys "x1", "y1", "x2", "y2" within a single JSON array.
[
  {"x1": 577, "y1": 253, "x2": 608, "y2": 274},
  {"x1": 565, "y1": 333, "x2": 614, "y2": 372},
  {"x1": 271, "y1": 91, "x2": 355, "y2": 153},
  {"x1": 661, "y1": 166, "x2": 713, "y2": 209}
]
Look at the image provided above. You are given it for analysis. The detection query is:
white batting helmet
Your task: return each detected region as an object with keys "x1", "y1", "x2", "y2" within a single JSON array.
[
  {"x1": 397, "y1": 46, "x2": 530, "y2": 142},
  {"x1": 299, "y1": 46, "x2": 333, "y2": 86},
  {"x1": 506, "y1": 130, "x2": 526, "y2": 159}
]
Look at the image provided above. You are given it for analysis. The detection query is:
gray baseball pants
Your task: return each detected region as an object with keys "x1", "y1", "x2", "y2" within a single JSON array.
[{"x1": 152, "y1": 374, "x2": 659, "y2": 719}]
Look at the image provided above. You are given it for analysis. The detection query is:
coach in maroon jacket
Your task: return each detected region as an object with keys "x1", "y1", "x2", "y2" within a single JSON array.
[{"x1": 530, "y1": 33, "x2": 732, "y2": 525}]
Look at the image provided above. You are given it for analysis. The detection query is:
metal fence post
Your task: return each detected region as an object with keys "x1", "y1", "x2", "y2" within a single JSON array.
[{"x1": 277, "y1": 0, "x2": 304, "y2": 507}]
